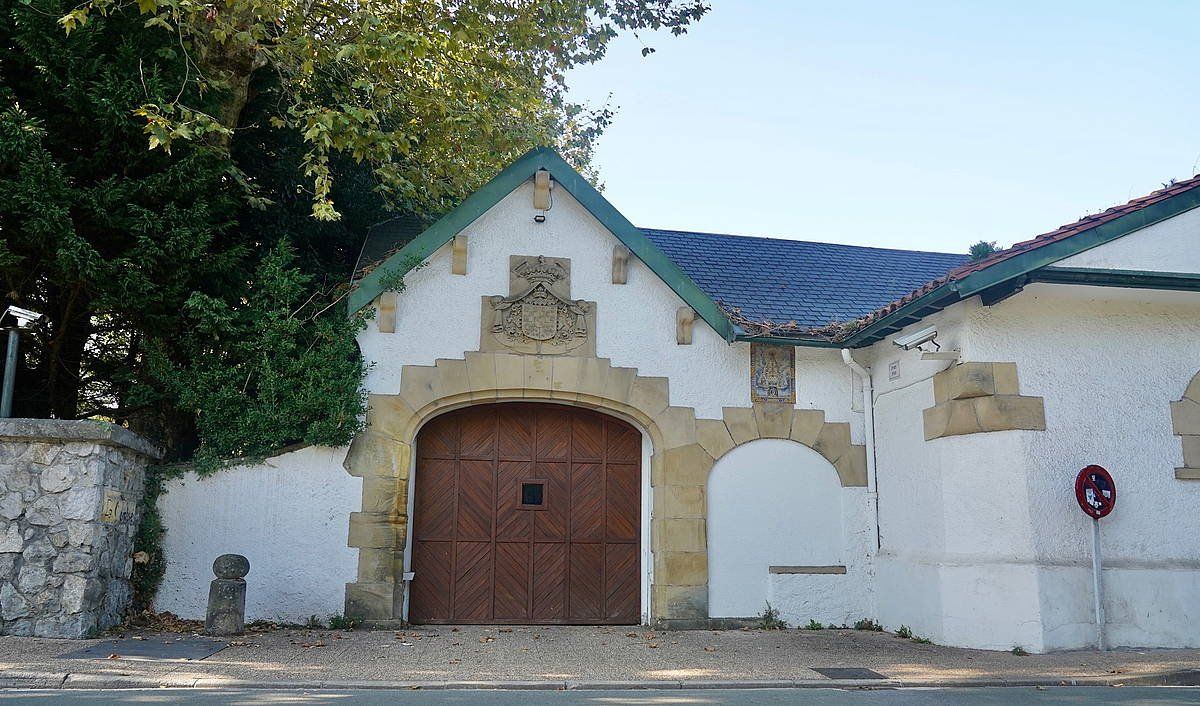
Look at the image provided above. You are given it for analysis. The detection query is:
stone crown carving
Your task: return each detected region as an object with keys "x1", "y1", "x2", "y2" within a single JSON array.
[{"x1": 480, "y1": 255, "x2": 596, "y2": 355}]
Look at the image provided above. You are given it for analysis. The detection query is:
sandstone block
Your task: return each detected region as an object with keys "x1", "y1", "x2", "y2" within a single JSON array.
[
  {"x1": 628, "y1": 376, "x2": 670, "y2": 419},
  {"x1": 694, "y1": 419, "x2": 735, "y2": 460},
  {"x1": 652, "y1": 584, "x2": 707, "y2": 620},
  {"x1": 834, "y1": 445, "x2": 868, "y2": 487},
  {"x1": 753, "y1": 403, "x2": 793, "y2": 439},
  {"x1": 789, "y1": 409, "x2": 825, "y2": 446},
  {"x1": 654, "y1": 518, "x2": 706, "y2": 553},
  {"x1": 813, "y1": 422, "x2": 851, "y2": 464},
  {"x1": 653, "y1": 444, "x2": 715, "y2": 487},
  {"x1": 344, "y1": 581, "x2": 395, "y2": 620},
  {"x1": 657, "y1": 406, "x2": 698, "y2": 450},
  {"x1": 659, "y1": 551, "x2": 707, "y2": 586},
  {"x1": 974, "y1": 395, "x2": 1046, "y2": 432},
  {"x1": 722, "y1": 407, "x2": 759, "y2": 446}
]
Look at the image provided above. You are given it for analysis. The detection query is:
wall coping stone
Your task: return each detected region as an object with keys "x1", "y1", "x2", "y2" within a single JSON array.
[{"x1": 0, "y1": 419, "x2": 162, "y2": 460}]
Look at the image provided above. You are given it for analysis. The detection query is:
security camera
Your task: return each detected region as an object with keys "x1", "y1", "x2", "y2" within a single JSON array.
[
  {"x1": 892, "y1": 325, "x2": 938, "y2": 351},
  {"x1": 1, "y1": 306, "x2": 43, "y2": 329}
]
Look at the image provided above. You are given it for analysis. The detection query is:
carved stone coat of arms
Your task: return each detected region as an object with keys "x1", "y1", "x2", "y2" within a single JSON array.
[{"x1": 481, "y1": 255, "x2": 596, "y2": 355}]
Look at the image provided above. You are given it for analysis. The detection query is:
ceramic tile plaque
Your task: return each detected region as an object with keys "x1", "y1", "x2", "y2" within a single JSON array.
[{"x1": 750, "y1": 343, "x2": 796, "y2": 404}]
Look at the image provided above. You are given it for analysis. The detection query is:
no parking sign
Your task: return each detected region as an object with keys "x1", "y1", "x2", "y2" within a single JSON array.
[
  {"x1": 1074, "y1": 464, "x2": 1116, "y2": 651},
  {"x1": 1074, "y1": 465, "x2": 1116, "y2": 520}
]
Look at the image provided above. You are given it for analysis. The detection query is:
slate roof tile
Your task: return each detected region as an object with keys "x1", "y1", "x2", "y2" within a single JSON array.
[{"x1": 642, "y1": 228, "x2": 967, "y2": 332}]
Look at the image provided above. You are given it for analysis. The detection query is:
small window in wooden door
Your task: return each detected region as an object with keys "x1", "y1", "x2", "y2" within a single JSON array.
[{"x1": 520, "y1": 480, "x2": 546, "y2": 509}]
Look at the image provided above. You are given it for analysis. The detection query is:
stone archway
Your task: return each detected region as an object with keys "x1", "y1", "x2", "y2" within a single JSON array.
[{"x1": 341, "y1": 351, "x2": 868, "y2": 626}]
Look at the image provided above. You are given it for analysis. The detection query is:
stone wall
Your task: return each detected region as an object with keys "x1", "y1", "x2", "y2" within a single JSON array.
[{"x1": 0, "y1": 420, "x2": 161, "y2": 638}]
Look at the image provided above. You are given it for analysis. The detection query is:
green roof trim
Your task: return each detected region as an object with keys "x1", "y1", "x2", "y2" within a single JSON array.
[
  {"x1": 347, "y1": 147, "x2": 736, "y2": 341},
  {"x1": 1031, "y1": 267, "x2": 1200, "y2": 291},
  {"x1": 735, "y1": 334, "x2": 843, "y2": 348},
  {"x1": 953, "y1": 190, "x2": 1200, "y2": 300},
  {"x1": 845, "y1": 185, "x2": 1200, "y2": 348}
]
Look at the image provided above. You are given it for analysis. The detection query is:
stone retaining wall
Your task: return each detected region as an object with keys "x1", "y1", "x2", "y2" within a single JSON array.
[{"x1": 0, "y1": 420, "x2": 161, "y2": 638}]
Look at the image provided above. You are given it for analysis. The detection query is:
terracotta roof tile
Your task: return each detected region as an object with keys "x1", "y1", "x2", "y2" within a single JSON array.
[{"x1": 849, "y1": 174, "x2": 1200, "y2": 336}]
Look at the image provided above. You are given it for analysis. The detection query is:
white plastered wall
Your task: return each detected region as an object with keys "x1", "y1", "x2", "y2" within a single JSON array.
[
  {"x1": 157, "y1": 177, "x2": 866, "y2": 624},
  {"x1": 155, "y1": 446, "x2": 362, "y2": 623},
  {"x1": 968, "y1": 284, "x2": 1200, "y2": 650},
  {"x1": 707, "y1": 439, "x2": 873, "y2": 626},
  {"x1": 865, "y1": 307, "x2": 1047, "y2": 651},
  {"x1": 869, "y1": 278, "x2": 1200, "y2": 651},
  {"x1": 1050, "y1": 204, "x2": 1200, "y2": 273},
  {"x1": 356, "y1": 181, "x2": 859, "y2": 428}
]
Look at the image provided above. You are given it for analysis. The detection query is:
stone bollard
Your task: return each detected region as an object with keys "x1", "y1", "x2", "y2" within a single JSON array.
[{"x1": 205, "y1": 554, "x2": 249, "y2": 636}]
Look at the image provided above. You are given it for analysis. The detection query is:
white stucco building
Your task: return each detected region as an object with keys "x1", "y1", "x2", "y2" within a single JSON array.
[{"x1": 157, "y1": 148, "x2": 1200, "y2": 653}]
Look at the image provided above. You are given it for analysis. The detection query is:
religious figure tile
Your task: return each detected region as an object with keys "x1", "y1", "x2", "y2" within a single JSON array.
[{"x1": 750, "y1": 343, "x2": 796, "y2": 403}]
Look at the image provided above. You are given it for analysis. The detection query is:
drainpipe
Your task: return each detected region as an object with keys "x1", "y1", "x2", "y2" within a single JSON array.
[{"x1": 841, "y1": 349, "x2": 880, "y2": 551}]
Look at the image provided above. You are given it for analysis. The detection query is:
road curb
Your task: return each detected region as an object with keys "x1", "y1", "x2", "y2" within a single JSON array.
[{"x1": 1, "y1": 669, "x2": 1197, "y2": 691}]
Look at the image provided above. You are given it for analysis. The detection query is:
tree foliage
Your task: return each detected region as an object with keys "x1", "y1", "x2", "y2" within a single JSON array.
[
  {"x1": 1, "y1": 0, "x2": 708, "y2": 468},
  {"x1": 968, "y1": 240, "x2": 999, "y2": 262},
  {"x1": 64, "y1": 0, "x2": 710, "y2": 218},
  {"x1": 0, "y1": 0, "x2": 375, "y2": 460}
]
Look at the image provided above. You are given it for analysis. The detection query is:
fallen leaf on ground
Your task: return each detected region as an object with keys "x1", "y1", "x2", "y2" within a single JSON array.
[
  {"x1": 499, "y1": 628, "x2": 513, "y2": 633},
  {"x1": 704, "y1": 646, "x2": 717, "y2": 652},
  {"x1": 625, "y1": 632, "x2": 638, "y2": 638},
  {"x1": 648, "y1": 643, "x2": 658, "y2": 649},
  {"x1": 479, "y1": 636, "x2": 495, "y2": 643}
]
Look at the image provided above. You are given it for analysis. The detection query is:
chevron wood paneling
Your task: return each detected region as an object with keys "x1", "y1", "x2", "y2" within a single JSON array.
[{"x1": 410, "y1": 402, "x2": 641, "y2": 625}]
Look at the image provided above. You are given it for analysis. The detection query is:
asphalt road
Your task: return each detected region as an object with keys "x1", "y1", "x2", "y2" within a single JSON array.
[{"x1": 1, "y1": 689, "x2": 1199, "y2": 705}]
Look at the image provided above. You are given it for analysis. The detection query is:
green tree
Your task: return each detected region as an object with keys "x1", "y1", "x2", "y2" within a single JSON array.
[
  {"x1": 0, "y1": 0, "x2": 375, "y2": 460},
  {"x1": 968, "y1": 240, "x2": 999, "y2": 262},
  {"x1": 5, "y1": 0, "x2": 707, "y2": 464},
  {"x1": 0, "y1": 0, "x2": 241, "y2": 435},
  {"x1": 64, "y1": 0, "x2": 710, "y2": 218}
]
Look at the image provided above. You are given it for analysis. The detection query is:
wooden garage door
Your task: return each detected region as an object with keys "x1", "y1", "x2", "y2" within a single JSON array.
[{"x1": 409, "y1": 403, "x2": 641, "y2": 624}]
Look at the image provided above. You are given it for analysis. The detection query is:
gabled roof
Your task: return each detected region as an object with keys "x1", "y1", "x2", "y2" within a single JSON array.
[
  {"x1": 643, "y1": 229, "x2": 966, "y2": 331},
  {"x1": 845, "y1": 173, "x2": 1200, "y2": 346},
  {"x1": 348, "y1": 147, "x2": 738, "y2": 341},
  {"x1": 349, "y1": 146, "x2": 966, "y2": 347},
  {"x1": 351, "y1": 148, "x2": 1200, "y2": 350}
]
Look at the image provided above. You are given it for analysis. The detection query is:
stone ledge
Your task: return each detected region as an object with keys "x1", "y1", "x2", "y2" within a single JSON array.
[
  {"x1": 1175, "y1": 467, "x2": 1200, "y2": 480},
  {"x1": 932, "y1": 362, "x2": 1019, "y2": 403},
  {"x1": 0, "y1": 419, "x2": 162, "y2": 459},
  {"x1": 924, "y1": 363, "x2": 1045, "y2": 441},
  {"x1": 923, "y1": 394, "x2": 1046, "y2": 440}
]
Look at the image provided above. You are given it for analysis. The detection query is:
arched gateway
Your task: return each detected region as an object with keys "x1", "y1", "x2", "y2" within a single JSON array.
[{"x1": 408, "y1": 402, "x2": 642, "y2": 624}]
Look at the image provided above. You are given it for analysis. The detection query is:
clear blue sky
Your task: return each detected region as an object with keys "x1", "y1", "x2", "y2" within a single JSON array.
[{"x1": 565, "y1": 1, "x2": 1200, "y2": 254}]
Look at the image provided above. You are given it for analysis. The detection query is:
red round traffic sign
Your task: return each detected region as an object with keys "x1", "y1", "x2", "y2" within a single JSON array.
[{"x1": 1075, "y1": 465, "x2": 1116, "y2": 519}]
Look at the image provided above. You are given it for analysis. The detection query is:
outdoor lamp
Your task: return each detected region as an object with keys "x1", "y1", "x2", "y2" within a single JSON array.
[{"x1": 1, "y1": 305, "x2": 43, "y2": 418}]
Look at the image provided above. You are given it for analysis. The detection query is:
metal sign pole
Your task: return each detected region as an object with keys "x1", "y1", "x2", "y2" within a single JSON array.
[
  {"x1": 0, "y1": 328, "x2": 18, "y2": 418},
  {"x1": 1091, "y1": 517, "x2": 1105, "y2": 651}
]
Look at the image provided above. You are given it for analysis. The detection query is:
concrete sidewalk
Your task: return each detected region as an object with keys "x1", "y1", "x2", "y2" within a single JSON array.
[{"x1": 1, "y1": 625, "x2": 1198, "y2": 690}]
